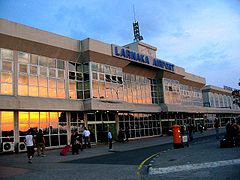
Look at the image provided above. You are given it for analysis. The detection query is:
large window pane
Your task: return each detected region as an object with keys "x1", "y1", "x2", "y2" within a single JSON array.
[
  {"x1": 18, "y1": 85, "x2": 28, "y2": 96},
  {"x1": 57, "y1": 60, "x2": 65, "y2": 69},
  {"x1": 57, "y1": 80, "x2": 65, "y2": 89},
  {"x1": 1, "y1": 72, "x2": 12, "y2": 83},
  {"x1": 30, "y1": 54, "x2": 38, "y2": 65},
  {"x1": 57, "y1": 89, "x2": 65, "y2": 98},
  {"x1": 69, "y1": 62, "x2": 75, "y2": 71},
  {"x1": 1, "y1": 111, "x2": 14, "y2": 124},
  {"x1": 39, "y1": 87, "x2": 48, "y2": 97},
  {"x1": 30, "y1": 66, "x2": 38, "y2": 75},
  {"x1": 18, "y1": 52, "x2": 29, "y2": 64},
  {"x1": 1, "y1": 49, "x2": 13, "y2": 60},
  {"x1": 49, "y1": 79, "x2": 57, "y2": 89},
  {"x1": 39, "y1": 56, "x2": 48, "y2": 66},
  {"x1": 1, "y1": 83, "x2": 12, "y2": 95},
  {"x1": 29, "y1": 86, "x2": 38, "y2": 96},
  {"x1": 29, "y1": 76, "x2": 38, "y2": 86},
  {"x1": 19, "y1": 112, "x2": 29, "y2": 124},
  {"x1": 18, "y1": 74, "x2": 28, "y2": 85},
  {"x1": 49, "y1": 88, "x2": 57, "y2": 97},
  {"x1": 39, "y1": 66, "x2": 48, "y2": 76},
  {"x1": 2, "y1": 61, "x2": 12, "y2": 71},
  {"x1": 39, "y1": 77, "x2": 48, "y2": 87}
]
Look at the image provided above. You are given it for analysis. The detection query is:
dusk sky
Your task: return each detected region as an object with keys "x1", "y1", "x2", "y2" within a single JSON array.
[{"x1": 0, "y1": 0, "x2": 239, "y2": 89}]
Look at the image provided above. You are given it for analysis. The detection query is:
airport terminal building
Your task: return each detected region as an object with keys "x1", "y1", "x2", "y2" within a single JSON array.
[{"x1": 0, "y1": 19, "x2": 239, "y2": 152}]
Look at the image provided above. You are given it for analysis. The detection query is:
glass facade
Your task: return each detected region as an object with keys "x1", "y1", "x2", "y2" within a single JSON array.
[
  {"x1": 68, "y1": 62, "x2": 90, "y2": 99},
  {"x1": 91, "y1": 62, "x2": 152, "y2": 103},
  {"x1": 0, "y1": 49, "x2": 13, "y2": 95},
  {"x1": 0, "y1": 111, "x2": 14, "y2": 143},
  {"x1": 153, "y1": 78, "x2": 203, "y2": 106},
  {"x1": 17, "y1": 51, "x2": 66, "y2": 98},
  {"x1": 18, "y1": 112, "x2": 67, "y2": 147},
  {"x1": 204, "y1": 92, "x2": 239, "y2": 110},
  {"x1": 119, "y1": 113, "x2": 161, "y2": 138}
]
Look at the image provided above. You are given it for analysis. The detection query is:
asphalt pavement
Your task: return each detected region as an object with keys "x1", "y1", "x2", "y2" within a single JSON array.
[{"x1": 0, "y1": 128, "x2": 228, "y2": 179}]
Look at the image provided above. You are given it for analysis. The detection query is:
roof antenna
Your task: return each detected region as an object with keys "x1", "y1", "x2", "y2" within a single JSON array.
[{"x1": 132, "y1": 5, "x2": 143, "y2": 42}]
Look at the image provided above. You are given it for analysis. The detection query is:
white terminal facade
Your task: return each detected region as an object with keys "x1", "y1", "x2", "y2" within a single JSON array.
[{"x1": 0, "y1": 18, "x2": 239, "y2": 152}]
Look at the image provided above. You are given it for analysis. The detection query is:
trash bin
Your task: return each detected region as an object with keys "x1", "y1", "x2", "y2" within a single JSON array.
[{"x1": 172, "y1": 125, "x2": 182, "y2": 149}]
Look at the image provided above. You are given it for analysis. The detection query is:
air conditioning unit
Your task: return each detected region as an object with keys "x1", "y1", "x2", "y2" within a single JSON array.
[
  {"x1": 2, "y1": 142, "x2": 14, "y2": 152},
  {"x1": 18, "y1": 142, "x2": 27, "y2": 152}
]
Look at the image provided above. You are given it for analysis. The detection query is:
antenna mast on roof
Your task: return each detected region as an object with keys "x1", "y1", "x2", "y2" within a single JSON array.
[{"x1": 132, "y1": 5, "x2": 143, "y2": 42}]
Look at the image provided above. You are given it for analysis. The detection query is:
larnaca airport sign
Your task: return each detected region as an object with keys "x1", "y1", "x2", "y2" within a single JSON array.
[{"x1": 112, "y1": 45, "x2": 175, "y2": 72}]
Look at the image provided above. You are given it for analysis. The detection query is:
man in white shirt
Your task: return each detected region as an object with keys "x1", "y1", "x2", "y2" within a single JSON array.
[
  {"x1": 24, "y1": 129, "x2": 35, "y2": 163},
  {"x1": 82, "y1": 127, "x2": 91, "y2": 148}
]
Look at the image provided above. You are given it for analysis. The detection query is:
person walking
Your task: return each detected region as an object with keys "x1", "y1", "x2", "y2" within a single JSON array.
[
  {"x1": 24, "y1": 129, "x2": 35, "y2": 164},
  {"x1": 36, "y1": 129, "x2": 46, "y2": 157},
  {"x1": 71, "y1": 130, "x2": 80, "y2": 155},
  {"x1": 108, "y1": 130, "x2": 113, "y2": 151},
  {"x1": 125, "y1": 127, "x2": 130, "y2": 142},
  {"x1": 83, "y1": 127, "x2": 91, "y2": 148}
]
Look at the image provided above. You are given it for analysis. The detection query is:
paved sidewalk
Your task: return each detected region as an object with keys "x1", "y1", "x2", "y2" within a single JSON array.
[{"x1": 0, "y1": 128, "x2": 224, "y2": 179}]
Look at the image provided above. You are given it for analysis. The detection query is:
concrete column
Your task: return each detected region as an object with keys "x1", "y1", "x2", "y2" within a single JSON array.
[
  {"x1": 14, "y1": 111, "x2": 19, "y2": 152},
  {"x1": 66, "y1": 112, "x2": 71, "y2": 144}
]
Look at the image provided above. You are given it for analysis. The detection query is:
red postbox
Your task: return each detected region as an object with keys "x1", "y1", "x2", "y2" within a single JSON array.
[{"x1": 172, "y1": 125, "x2": 181, "y2": 148}]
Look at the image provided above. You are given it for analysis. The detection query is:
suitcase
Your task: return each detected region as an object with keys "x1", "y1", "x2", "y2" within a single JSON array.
[{"x1": 60, "y1": 145, "x2": 70, "y2": 156}]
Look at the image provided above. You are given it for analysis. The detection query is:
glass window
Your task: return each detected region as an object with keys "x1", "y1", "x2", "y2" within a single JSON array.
[
  {"x1": 39, "y1": 87, "x2": 48, "y2": 97},
  {"x1": 29, "y1": 76, "x2": 38, "y2": 86},
  {"x1": 99, "y1": 74, "x2": 104, "y2": 81},
  {"x1": 30, "y1": 54, "x2": 38, "y2": 65},
  {"x1": 84, "y1": 90, "x2": 90, "y2": 99},
  {"x1": 1, "y1": 49, "x2": 13, "y2": 60},
  {"x1": 77, "y1": 82, "x2": 83, "y2": 90},
  {"x1": 105, "y1": 74, "x2": 111, "y2": 82},
  {"x1": 76, "y1": 73, "x2": 83, "y2": 81},
  {"x1": 39, "y1": 56, "x2": 48, "y2": 67},
  {"x1": 83, "y1": 73, "x2": 89, "y2": 81},
  {"x1": 57, "y1": 59, "x2": 65, "y2": 69},
  {"x1": 18, "y1": 85, "x2": 28, "y2": 96},
  {"x1": 39, "y1": 77, "x2": 48, "y2": 87},
  {"x1": 49, "y1": 79, "x2": 57, "y2": 89},
  {"x1": 77, "y1": 91, "x2": 83, "y2": 99},
  {"x1": 2, "y1": 61, "x2": 12, "y2": 71},
  {"x1": 19, "y1": 64, "x2": 28, "y2": 74},
  {"x1": 0, "y1": 87, "x2": 13, "y2": 101},
  {"x1": 18, "y1": 52, "x2": 29, "y2": 64},
  {"x1": 76, "y1": 64, "x2": 82, "y2": 72},
  {"x1": 69, "y1": 72, "x2": 75, "y2": 80},
  {"x1": 48, "y1": 58, "x2": 56, "y2": 68},
  {"x1": 49, "y1": 69, "x2": 56, "y2": 78},
  {"x1": 84, "y1": 82, "x2": 90, "y2": 90},
  {"x1": 83, "y1": 63, "x2": 89, "y2": 72},
  {"x1": 18, "y1": 74, "x2": 28, "y2": 85},
  {"x1": 30, "y1": 66, "x2": 38, "y2": 75},
  {"x1": 1, "y1": 72, "x2": 12, "y2": 83},
  {"x1": 49, "y1": 88, "x2": 57, "y2": 97},
  {"x1": 29, "y1": 86, "x2": 38, "y2": 96},
  {"x1": 69, "y1": 81, "x2": 76, "y2": 92},
  {"x1": 58, "y1": 70, "x2": 65, "y2": 79},
  {"x1": 39, "y1": 66, "x2": 48, "y2": 76},
  {"x1": 57, "y1": 88, "x2": 65, "y2": 98},
  {"x1": 92, "y1": 72, "x2": 98, "y2": 80},
  {"x1": 91, "y1": 63, "x2": 98, "y2": 71},
  {"x1": 57, "y1": 80, "x2": 65, "y2": 89},
  {"x1": 69, "y1": 62, "x2": 75, "y2": 71}
]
